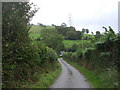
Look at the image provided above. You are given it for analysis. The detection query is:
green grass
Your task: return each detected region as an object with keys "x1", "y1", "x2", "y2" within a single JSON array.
[
  {"x1": 63, "y1": 40, "x2": 90, "y2": 48},
  {"x1": 24, "y1": 61, "x2": 62, "y2": 88},
  {"x1": 29, "y1": 33, "x2": 41, "y2": 39},
  {"x1": 29, "y1": 25, "x2": 41, "y2": 39},
  {"x1": 63, "y1": 58, "x2": 116, "y2": 88},
  {"x1": 29, "y1": 25, "x2": 55, "y2": 39},
  {"x1": 29, "y1": 25, "x2": 42, "y2": 33}
]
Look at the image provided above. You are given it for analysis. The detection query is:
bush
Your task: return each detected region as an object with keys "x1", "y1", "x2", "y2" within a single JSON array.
[
  {"x1": 65, "y1": 44, "x2": 78, "y2": 52},
  {"x1": 71, "y1": 52, "x2": 78, "y2": 60},
  {"x1": 83, "y1": 48, "x2": 95, "y2": 60},
  {"x1": 63, "y1": 52, "x2": 72, "y2": 59},
  {"x1": 46, "y1": 47, "x2": 58, "y2": 64},
  {"x1": 99, "y1": 52, "x2": 111, "y2": 58},
  {"x1": 2, "y1": 42, "x2": 41, "y2": 88}
]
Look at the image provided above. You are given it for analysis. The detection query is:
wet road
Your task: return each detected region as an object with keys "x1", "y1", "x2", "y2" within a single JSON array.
[{"x1": 50, "y1": 58, "x2": 92, "y2": 88}]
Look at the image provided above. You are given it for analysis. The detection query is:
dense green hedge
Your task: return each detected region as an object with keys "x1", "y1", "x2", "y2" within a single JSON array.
[
  {"x1": 63, "y1": 28, "x2": 119, "y2": 88},
  {"x1": 2, "y1": 2, "x2": 58, "y2": 88}
]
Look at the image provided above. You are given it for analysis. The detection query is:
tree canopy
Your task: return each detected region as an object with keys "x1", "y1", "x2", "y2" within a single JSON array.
[{"x1": 40, "y1": 28, "x2": 65, "y2": 53}]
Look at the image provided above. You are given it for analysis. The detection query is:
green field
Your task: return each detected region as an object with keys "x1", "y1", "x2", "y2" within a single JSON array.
[
  {"x1": 29, "y1": 25, "x2": 55, "y2": 39},
  {"x1": 63, "y1": 40, "x2": 90, "y2": 48},
  {"x1": 29, "y1": 26, "x2": 90, "y2": 49},
  {"x1": 29, "y1": 25, "x2": 41, "y2": 39}
]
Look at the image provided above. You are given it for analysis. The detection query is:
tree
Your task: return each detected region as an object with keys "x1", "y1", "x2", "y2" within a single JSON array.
[
  {"x1": 102, "y1": 26, "x2": 116, "y2": 40},
  {"x1": 96, "y1": 31, "x2": 100, "y2": 35},
  {"x1": 40, "y1": 28, "x2": 65, "y2": 53},
  {"x1": 76, "y1": 31, "x2": 82, "y2": 40},
  {"x1": 91, "y1": 32, "x2": 94, "y2": 35},
  {"x1": 95, "y1": 31, "x2": 101, "y2": 39},
  {"x1": 108, "y1": 26, "x2": 115, "y2": 35},
  {"x1": 61, "y1": 22, "x2": 67, "y2": 27},
  {"x1": 66, "y1": 30, "x2": 77, "y2": 40},
  {"x1": 37, "y1": 23, "x2": 46, "y2": 27},
  {"x1": 51, "y1": 24, "x2": 56, "y2": 26},
  {"x1": 82, "y1": 28, "x2": 85, "y2": 33},
  {"x1": 55, "y1": 26, "x2": 76, "y2": 38},
  {"x1": 86, "y1": 29, "x2": 89, "y2": 34},
  {"x1": 69, "y1": 26, "x2": 76, "y2": 31},
  {"x1": 37, "y1": 23, "x2": 43, "y2": 26},
  {"x1": 55, "y1": 26, "x2": 68, "y2": 36},
  {"x1": 103, "y1": 26, "x2": 108, "y2": 32}
]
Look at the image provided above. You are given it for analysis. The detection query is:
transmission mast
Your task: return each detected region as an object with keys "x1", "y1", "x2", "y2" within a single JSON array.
[{"x1": 68, "y1": 14, "x2": 72, "y2": 26}]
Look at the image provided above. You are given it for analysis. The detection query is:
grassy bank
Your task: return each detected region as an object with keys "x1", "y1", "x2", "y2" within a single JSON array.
[
  {"x1": 63, "y1": 58, "x2": 117, "y2": 88},
  {"x1": 23, "y1": 61, "x2": 62, "y2": 88}
]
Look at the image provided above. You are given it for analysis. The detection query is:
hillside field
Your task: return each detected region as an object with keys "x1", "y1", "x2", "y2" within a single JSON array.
[
  {"x1": 29, "y1": 25, "x2": 55, "y2": 39},
  {"x1": 29, "y1": 25, "x2": 90, "y2": 48},
  {"x1": 63, "y1": 40, "x2": 90, "y2": 48}
]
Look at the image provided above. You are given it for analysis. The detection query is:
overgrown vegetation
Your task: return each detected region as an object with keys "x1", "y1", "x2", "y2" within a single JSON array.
[
  {"x1": 2, "y1": 2, "x2": 61, "y2": 88},
  {"x1": 63, "y1": 27, "x2": 119, "y2": 88},
  {"x1": 23, "y1": 61, "x2": 62, "y2": 88}
]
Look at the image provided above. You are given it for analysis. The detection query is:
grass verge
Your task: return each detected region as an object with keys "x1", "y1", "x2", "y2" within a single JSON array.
[
  {"x1": 63, "y1": 58, "x2": 117, "y2": 88},
  {"x1": 24, "y1": 61, "x2": 62, "y2": 88}
]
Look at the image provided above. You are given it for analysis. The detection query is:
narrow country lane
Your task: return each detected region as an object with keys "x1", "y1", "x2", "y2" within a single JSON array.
[{"x1": 50, "y1": 58, "x2": 92, "y2": 88}]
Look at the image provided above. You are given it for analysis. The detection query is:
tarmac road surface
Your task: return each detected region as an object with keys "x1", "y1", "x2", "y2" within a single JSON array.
[{"x1": 50, "y1": 58, "x2": 92, "y2": 88}]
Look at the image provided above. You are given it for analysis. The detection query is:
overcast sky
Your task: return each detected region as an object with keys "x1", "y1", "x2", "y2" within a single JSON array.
[{"x1": 30, "y1": 0, "x2": 119, "y2": 33}]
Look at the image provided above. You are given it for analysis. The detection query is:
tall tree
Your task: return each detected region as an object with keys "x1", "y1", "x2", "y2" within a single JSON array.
[
  {"x1": 2, "y1": 2, "x2": 39, "y2": 88},
  {"x1": 86, "y1": 29, "x2": 89, "y2": 34},
  {"x1": 82, "y1": 28, "x2": 85, "y2": 33}
]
